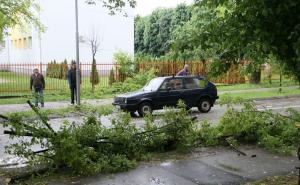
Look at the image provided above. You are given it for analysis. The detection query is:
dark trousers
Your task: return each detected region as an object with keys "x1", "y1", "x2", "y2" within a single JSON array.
[
  {"x1": 33, "y1": 87, "x2": 44, "y2": 106},
  {"x1": 70, "y1": 85, "x2": 77, "y2": 104}
]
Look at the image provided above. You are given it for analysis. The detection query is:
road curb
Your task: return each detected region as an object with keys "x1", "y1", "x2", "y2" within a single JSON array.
[
  {"x1": 215, "y1": 94, "x2": 300, "y2": 105},
  {"x1": 251, "y1": 94, "x2": 300, "y2": 101}
]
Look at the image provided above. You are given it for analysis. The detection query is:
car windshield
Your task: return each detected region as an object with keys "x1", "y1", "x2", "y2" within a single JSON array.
[{"x1": 143, "y1": 78, "x2": 165, "y2": 91}]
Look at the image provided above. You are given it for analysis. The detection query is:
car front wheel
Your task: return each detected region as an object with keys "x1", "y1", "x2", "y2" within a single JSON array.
[
  {"x1": 198, "y1": 98, "x2": 212, "y2": 113},
  {"x1": 138, "y1": 102, "x2": 153, "y2": 117}
]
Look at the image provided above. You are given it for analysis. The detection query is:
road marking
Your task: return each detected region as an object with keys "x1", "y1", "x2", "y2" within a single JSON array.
[{"x1": 257, "y1": 105, "x2": 300, "y2": 111}]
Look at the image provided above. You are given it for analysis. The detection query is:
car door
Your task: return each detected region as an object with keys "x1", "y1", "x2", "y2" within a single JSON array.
[
  {"x1": 156, "y1": 78, "x2": 184, "y2": 108},
  {"x1": 182, "y1": 77, "x2": 206, "y2": 107}
]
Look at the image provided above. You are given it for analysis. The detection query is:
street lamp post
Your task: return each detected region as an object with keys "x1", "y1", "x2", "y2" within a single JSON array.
[{"x1": 75, "y1": 0, "x2": 81, "y2": 105}]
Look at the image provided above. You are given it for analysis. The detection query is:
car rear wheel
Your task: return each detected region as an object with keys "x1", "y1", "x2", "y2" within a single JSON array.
[
  {"x1": 138, "y1": 102, "x2": 153, "y2": 117},
  {"x1": 198, "y1": 98, "x2": 211, "y2": 113}
]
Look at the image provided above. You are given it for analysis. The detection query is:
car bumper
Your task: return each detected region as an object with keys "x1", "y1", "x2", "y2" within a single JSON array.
[{"x1": 112, "y1": 103, "x2": 138, "y2": 112}]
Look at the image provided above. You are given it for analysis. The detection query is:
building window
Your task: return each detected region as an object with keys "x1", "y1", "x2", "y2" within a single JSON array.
[
  {"x1": 28, "y1": 36, "x2": 32, "y2": 48},
  {"x1": 23, "y1": 38, "x2": 27, "y2": 49},
  {"x1": 14, "y1": 40, "x2": 17, "y2": 49},
  {"x1": 18, "y1": 39, "x2": 22, "y2": 49}
]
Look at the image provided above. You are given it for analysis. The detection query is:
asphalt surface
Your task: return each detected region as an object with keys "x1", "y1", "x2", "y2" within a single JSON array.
[
  {"x1": 0, "y1": 96, "x2": 300, "y2": 184},
  {"x1": 47, "y1": 146, "x2": 298, "y2": 185}
]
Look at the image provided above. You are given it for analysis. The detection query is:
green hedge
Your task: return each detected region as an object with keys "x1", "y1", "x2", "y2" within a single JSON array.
[{"x1": 46, "y1": 59, "x2": 68, "y2": 79}]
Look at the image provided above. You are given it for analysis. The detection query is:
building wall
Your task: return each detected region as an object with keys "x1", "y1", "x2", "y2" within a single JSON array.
[{"x1": 0, "y1": 0, "x2": 134, "y2": 64}]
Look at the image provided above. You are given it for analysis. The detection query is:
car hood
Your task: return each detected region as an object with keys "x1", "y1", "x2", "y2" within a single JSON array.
[{"x1": 117, "y1": 90, "x2": 152, "y2": 99}]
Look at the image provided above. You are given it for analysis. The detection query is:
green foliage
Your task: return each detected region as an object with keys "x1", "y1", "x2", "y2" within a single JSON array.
[
  {"x1": 109, "y1": 69, "x2": 115, "y2": 85},
  {"x1": 3, "y1": 101, "x2": 196, "y2": 175},
  {"x1": 0, "y1": 0, "x2": 41, "y2": 41},
  {"x1": 197, "y1": 101, "x2": 300, "y2": 155},
  {"x1": 86, "y1": 0, "x2": 136, "y2": 15},
  {"x1": 134, "y1": 3, "x2": 191, "y2": 57},
  {"x1": 104, "y1": 68, "x2": 156, "y2": 94},
  {"x1": 114, "y1": 51, "x2": 135, "y2": 79},
  {"x1": 90, "y1": 59, "x2": 100, "y2": 91},
  {"x1": 46, "y1": 60, "x2": 69, "y2": 79},
  {"x1": 195, "y1": 0, "x2": 300, "y2": 82}
]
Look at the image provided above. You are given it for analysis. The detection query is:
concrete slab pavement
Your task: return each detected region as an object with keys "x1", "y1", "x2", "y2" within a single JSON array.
[{"x1": 45, "y1": 146, "x2": 297, "y2": 185}]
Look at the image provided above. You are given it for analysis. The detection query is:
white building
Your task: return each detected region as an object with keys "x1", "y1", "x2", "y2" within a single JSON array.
[{"x1": 0, "y1": 0, "x2": 134, "y2": 65}]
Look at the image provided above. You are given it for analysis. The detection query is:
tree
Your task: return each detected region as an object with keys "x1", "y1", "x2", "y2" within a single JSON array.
[
  {"x1": 0, "y1": 0, "x2": 41, "y2": 41},
  {"x1": 134, "y1": 4, "x2": 192, "y2": 58},
  {"x1": 194, "y1": 0, "x2": 300, "y2": 83},
  {"x1": 134, "y1": 16, "x2": 146, "y2": 53},
  {"x1": 86, "y1": 0, "x2": 136, "y2": 15},
  {"x1": 81, "y1": 29, "x2": 101, "y2": 91},
  {"x1": 90, "y1": 59, "x2": 100, "y2": 91}
]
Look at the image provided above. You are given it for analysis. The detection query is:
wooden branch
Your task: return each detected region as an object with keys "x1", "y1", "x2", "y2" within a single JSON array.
[
  {"x1": 33, "y1": 149, "x2": 50, "y2": 154},
  {"x1": 4, "y1": 130, "x2": 33, "y2": 137},
  {"x1": 0, "y1": 115, "x2": 42, "y2": 134},
  {"x1": 0, "y1": 114, "x2": 8, "y2": 120},
  {"x1": 4, "y1": 130, "x2": 51, "y2": 139},
  {"x1": 27, "y1": 100, "x2": 56, "y2": 134},
  {"x1": 245, "y1": 110, "x2": 300, "y2": 123},
  {"x1": 225, "y1": 138, "x2": 247, "y2": 156}
]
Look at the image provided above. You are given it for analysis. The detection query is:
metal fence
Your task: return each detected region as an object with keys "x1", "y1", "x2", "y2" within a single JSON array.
[{"x1": 0, "y1": 63, "x2": 123, "y2": 97}]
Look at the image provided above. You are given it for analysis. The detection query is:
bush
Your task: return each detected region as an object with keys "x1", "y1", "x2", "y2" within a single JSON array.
[
  {"x1": 113, "y1": 51, "x2": 135, "y2": 81},
  {"x1": 197, "y1": 101, "x2": 300, "y2": 155},
  {"x1": 90, "y1": 59, "x2": 99, "y2": 91},
  {"x1": 104, "y1": 68, "x2": 156, "y2": 94},
  {"x1": 109, "y1": 69, "x2": 115, "y2": 85},
  {"x1": 46, "y1": 59, "x2": 69, "y2": 79}
]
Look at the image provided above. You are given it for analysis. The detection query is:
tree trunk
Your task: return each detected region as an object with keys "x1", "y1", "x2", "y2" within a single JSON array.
[
  {"x1": 279, "y1": 68, "x2": 282, "y2": 93},
  {"x1": 250, "y1": 69, "x2": 261, "y2": 84}
]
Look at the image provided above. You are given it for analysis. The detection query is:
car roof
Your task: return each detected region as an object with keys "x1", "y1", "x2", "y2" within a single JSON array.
[{"x1": 157, "y1": 76, "x2": 205, "y2": 79}]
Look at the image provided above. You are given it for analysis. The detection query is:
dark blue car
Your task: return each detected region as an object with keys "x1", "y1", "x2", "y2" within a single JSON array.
[{"x1": 113, "y1": 76, "x2": 218, "y2": 117}]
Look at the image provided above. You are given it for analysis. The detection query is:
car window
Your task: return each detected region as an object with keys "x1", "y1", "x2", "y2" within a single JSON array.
[
  {"x1": 143, "y1": 78, "x2": 165, "y2": 91},
  {"x1": 184, "y1": 78, "x2": 208, "y2": 89},
  {"x1": 160, "y1": 79, "x2": 183, "y2": 91},
  {"x1": 185, "y1": 78, "x2": 199, "y2": 89},
  {"x1": 199, "y1": 78, "x2": 208, "y2": 88}
]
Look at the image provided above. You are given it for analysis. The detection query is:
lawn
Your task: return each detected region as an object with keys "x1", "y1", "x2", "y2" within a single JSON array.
[
  {"x1": 0, "y1": 71, "x2": 111, "y2": 104},
  {"x1": 217, "y1": 73, "x2": 298, "y2": 91},
  {"x1": 220, "y1": 86, "x2": 300, "y2": 100},
  {"x1": 0, "y1": 71, "x2": 299, "y2": 105}
]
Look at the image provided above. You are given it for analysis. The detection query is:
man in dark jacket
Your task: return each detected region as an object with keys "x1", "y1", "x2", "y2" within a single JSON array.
[
  {"x1": 30, "y1": 68, "x2": 45, "y2": 107},
  {"x1": 68, "y1": 62, "x2": 77, "y2": 105},
  {"x1": 176, "y1": 64, "x2": 190, "y2": 76}
]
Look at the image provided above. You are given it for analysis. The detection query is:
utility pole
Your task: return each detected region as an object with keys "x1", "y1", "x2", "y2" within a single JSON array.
[
  {"x1": 38, "y1": 5, "x2": 43, "y2": 73},
  {"x1": 75, "y1": 0, "x2": 81, "y2": 105}
]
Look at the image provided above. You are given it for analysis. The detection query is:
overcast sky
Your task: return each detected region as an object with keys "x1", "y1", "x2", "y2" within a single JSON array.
[{"x1": 134, "y1": 0, "x2": 194, "y2": 16}]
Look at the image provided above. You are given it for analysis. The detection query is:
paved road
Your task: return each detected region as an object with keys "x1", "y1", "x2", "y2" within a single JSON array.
[
  {"x1": 1, "y1": 96, "x2": 299, "y2": 162},
  {"x1": 0, "y1": 85, "x2": 298, "y2": 114},
  {"x1": 0, "y1": 96, "x2": 299, "y2": 184}
]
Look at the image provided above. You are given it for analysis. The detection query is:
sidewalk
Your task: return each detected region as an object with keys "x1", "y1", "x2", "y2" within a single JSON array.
[
  {"x1": 57, "y1": 146, "x2": 298, "y2": 185},
  {"x1": 218, "y1": 85, "x2": 299, "y2": 95},
  {"x1": 2, "y1": 146, "x2": 296, "y2": 185},
  {"x1": 0, "y1": 98, "x2": 113, "y2": 114}
]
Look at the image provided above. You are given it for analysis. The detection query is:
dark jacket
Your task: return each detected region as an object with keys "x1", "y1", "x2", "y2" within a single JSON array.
[
  {"x1": 30, "y1": 73, "x2": 45, "y2": 89},
  {"x1": 68, "y1": 68, "x2": 77, "y2": 88},
  {"x1": 176, "y1": 69, "x2": 189, "y2": 76}
]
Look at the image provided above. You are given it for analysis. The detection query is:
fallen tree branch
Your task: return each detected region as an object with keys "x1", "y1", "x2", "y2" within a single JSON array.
[
  {"x1": 225, "y1": 138, "x2": 247, "y2": 156},
  {"x1": 27, "y1": 100, "x2": 56, "y2": 134},
  {"x1": 33, "y1": 149, "x2": 50, "y2": 154},
  {"x1": 0, "y1": 114, "x2": 8, "y2": 120},
  {"x1": 4, "y1": 130, "x2": 34, "y2": 137}
]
